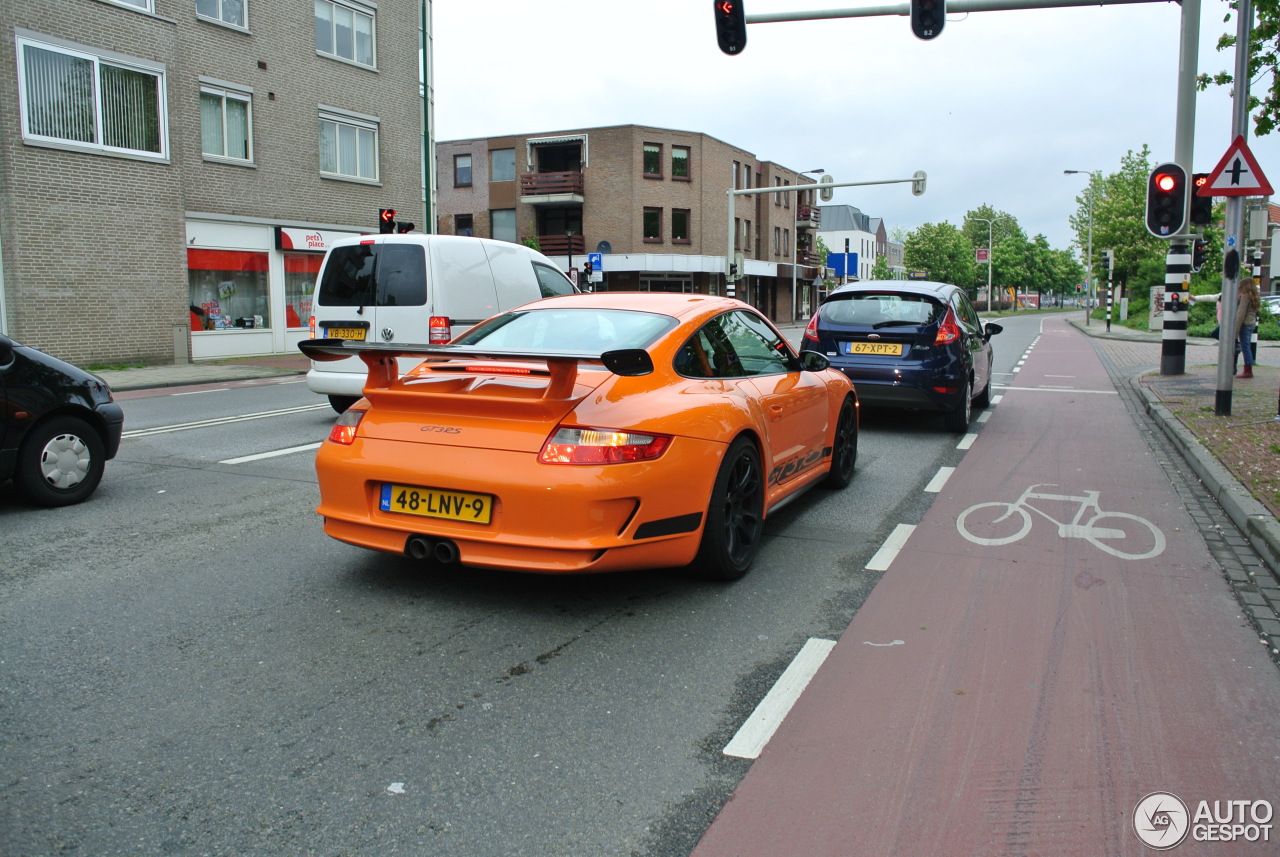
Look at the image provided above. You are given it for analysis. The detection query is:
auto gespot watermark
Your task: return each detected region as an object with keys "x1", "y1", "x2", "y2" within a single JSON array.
[{"x1": 1133, "y1": 792, "x2": 1273, "y2": 849}]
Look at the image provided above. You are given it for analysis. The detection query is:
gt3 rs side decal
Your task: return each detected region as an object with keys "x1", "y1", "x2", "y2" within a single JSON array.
[{"x1": 767, "y1": 446, "x2": 832, "y2": 487}]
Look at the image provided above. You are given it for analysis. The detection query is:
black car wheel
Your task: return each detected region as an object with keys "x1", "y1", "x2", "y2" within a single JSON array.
[
  {"x1": 693, "y1": 438, "x2": 765, "y2": 581},
  {"x1": 14, "y1": 416, "x2": 106, "y2": 507},
  {"x1": 821, "y1": 398, "x2": 858, "y2": 489},
  {"x1": 943, "y1": 379, "x2": 972, "y2": 433}
]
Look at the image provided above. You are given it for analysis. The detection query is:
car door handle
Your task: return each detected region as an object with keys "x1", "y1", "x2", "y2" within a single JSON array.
[{"x1": 769, "y1": 404, "x2": 784, "y2": 421}]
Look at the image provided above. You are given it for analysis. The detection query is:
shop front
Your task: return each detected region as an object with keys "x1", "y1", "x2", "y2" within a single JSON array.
[{"x1": 185, "y1": 220, "x2": 360, "y2": 360}]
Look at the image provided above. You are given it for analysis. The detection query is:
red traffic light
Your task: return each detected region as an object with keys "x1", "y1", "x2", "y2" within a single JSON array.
[
  {"x1": 379, "y1": 208, "x2": 396, "y2": 234},
  {"x1": 1154, "y1": 172, "x2": 1179, "y2": 192},
  {"x1": 713, "y1": 0, "x2": 747, "y2": 55}
]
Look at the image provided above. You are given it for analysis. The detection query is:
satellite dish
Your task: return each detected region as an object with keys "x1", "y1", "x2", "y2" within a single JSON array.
[{"x1": 596, "y1": 241, "x2": 612, "y2": 254}]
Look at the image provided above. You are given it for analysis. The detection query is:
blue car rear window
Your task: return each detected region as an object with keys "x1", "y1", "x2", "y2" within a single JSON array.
[{"x1": 823, "y1": 294, "x2": 941, "y2": 326}]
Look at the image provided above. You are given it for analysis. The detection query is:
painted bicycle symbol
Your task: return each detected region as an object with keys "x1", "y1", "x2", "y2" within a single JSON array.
[{"x1": 957, "y1": 483, "x2": 1166, "y2": 560}]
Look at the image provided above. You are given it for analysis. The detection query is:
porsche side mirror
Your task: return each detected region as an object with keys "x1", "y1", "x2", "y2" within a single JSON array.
[{"x1": 798, "y1": 350, "x2": 830, "y2": 372}]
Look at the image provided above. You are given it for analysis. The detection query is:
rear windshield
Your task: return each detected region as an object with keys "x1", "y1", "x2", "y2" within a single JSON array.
[
  {"x1": 317, "y1": 244, "x2": 427, "y2": 307},
  {"x1": 821, "y1": 293, "x2": 942, "y2": 326},
  {"x1": 455, "y1": 308, "x2": 676, "y2": 352}
]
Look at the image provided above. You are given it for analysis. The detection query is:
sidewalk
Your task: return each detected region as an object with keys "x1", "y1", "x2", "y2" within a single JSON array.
[{"x1": 94, "y1": 352, "x2": 311, "y2": 392}]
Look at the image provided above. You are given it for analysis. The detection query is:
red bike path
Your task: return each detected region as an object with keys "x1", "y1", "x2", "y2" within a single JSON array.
[{"x1": 692, "y1": 317, "x2": 1280, "y2": 856}]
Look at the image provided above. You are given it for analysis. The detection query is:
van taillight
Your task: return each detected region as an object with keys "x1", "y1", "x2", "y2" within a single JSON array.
[
  {"x1": 429, "y1": 316, "x2": 451, "y2": 344},
  {"x1": 309, "y1": 315, "x2": 316, "y2": 338}
]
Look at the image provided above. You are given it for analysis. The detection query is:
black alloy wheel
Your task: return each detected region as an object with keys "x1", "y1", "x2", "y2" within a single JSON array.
[
  {"x1": 821, "y1": 398, "x2": 858, "y2": 489},
  {"x1": 693, "y1": 438, "x2": 765, "y2": 581}
]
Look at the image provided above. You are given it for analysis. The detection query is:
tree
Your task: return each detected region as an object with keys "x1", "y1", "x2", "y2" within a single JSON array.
[
  {"x1": 903, "y1": 222, "x2": 976, "y2": 288},
  {"x1": 962, "y1": 206, "x2": 1027, "y2": 298},
  {"x1": 870, "y1": 254, "x2": 893, "y2": 280},
  {"x1": 1198, "y1": 0, "x2": 1280, "y2": 136}
]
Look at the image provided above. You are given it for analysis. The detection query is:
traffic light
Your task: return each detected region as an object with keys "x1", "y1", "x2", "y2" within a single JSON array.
[
  {"x1": 584, "y1": 260, "x2": 593, "y2": 276},
  {"x1": 1099, "y1": 249, "x2": 1112, "y2": 279},
  {"x1": 911, "y1": 0, "x2": 946, "y2": 40},
  {"x1": 1191, "y1": 238, "x2": 1208, "y2": 273},
  {"x1": 713, "y1": 1, "x2": 747, "y2": 55},
  {"x1": 1145, "y1": 163, "x2": 1187, "y2": 238},
  {"x1": 1189, "y1": 173, "x2": 1213, "y2": 225},
  {"x1": 379, "y1": 208, "x2": 396, "y2": 234},
  {"x1": 395, "y1": 221, "x2": 415, "y2": 233}
]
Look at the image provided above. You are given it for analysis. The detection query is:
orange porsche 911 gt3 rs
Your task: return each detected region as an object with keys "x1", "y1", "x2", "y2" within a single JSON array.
[{"x1": 299, "y1": 293, "x2": 858, "y2": 580}]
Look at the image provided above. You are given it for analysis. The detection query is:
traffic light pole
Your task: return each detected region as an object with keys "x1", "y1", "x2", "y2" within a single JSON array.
[
  {"x1": 1214, "y1": 0, "x2": 1255, "y2": 415},
  {"x1": 1159, "y1": 0, "x2": 1201, "y2": 377}
]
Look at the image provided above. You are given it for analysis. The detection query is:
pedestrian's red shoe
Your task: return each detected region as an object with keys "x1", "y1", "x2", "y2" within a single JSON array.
[{"x1": 1236, "y1": 366, "x2": 1254, "y2": 378}]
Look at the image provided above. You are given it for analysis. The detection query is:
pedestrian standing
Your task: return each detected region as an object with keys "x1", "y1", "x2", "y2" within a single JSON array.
[{"x1": 1234, "y1": 278, "x2": 1261, "y2": 378}]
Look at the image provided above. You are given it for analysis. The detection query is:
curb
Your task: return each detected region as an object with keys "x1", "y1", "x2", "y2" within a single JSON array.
[{"x1": 1131, "y1": 375, "x2": 1280, "y2": 574}]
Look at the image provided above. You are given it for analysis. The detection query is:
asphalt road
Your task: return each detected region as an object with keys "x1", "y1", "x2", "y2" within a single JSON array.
[{"x1": 0, "y1": 317, "x2": 1042, "y2": 857}]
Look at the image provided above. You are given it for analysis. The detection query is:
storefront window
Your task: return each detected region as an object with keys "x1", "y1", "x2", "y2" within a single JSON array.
[
  {"x1": 187, "y1": 248, "x2": 269, "y2": 330},
  {"x1": 284, "y1": 252, "x2": 322, "y2": 328}
]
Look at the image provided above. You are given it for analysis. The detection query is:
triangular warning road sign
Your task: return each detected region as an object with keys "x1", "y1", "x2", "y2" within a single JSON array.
[{"x1": 1200, "y1": 135, "x2": 1273, "y2": 196}]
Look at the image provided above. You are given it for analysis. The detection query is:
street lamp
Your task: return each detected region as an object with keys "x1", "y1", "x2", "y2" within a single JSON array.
[
  {"x1": 1064, "y1": 170, "x2": 1097, "y2": 326},
  {"x1": 793, "y1": 169, "x2": 824, "y2": 321},
  {"x1": 565, "y1": 229, "x2": 575, "y2": 283},
  {"x1": 971, "y1": 215, "x2": 1009, "y2": 312}
]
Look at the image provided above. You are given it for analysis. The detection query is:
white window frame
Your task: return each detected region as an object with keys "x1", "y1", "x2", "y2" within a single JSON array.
[
  {"x1": 101, "y1": 0, "x2": 154, "y2": 12},
  {"x1": 16, "y1": 32, "x2": 168, "y2": 162},
  {"x1": 318, "y1": 107, "x2": 379, "y2": 183},
  {"x1": 200, "y1": 81, "x2": 253, "y2": 164},
  {"x1": 196, "y1": 0, "x2": 248, "y2": 31},
  {"x1": 315, "y1": 0, "x2": 377, "y2": 69}
]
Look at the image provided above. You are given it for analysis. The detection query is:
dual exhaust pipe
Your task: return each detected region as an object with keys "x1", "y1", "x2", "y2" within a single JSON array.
[{"x1": 405, "y1": 535, "x2": 460, "y2": 565}]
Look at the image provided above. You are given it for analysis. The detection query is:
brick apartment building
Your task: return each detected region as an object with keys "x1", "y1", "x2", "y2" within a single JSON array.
[
  {"x1": 0, "y1": 0, "x2": 425, "y2": 365},
  {"x1": 436, "y1": 124, "x2": 828, "y2": 324}
]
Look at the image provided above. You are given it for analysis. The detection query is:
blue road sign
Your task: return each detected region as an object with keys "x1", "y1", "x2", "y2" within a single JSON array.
[{"x1": 588, "y1": 252, "x2": 603, "y2": 270}]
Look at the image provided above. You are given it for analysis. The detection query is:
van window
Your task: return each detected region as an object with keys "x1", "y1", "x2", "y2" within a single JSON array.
[
  {"x1": 318, "y1": 244, "x2": 427, "y2": 307},
  {"x1": 533, "y1": 262, "x2": 576, "y2": 298}
]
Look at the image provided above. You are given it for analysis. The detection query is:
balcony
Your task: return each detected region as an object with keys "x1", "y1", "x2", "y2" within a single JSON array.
[
  {"x1": 796, "y1": 205, "x2": 821, "y2": 229},
  {"x1": 795, "y1": 249, "x2": 821, "y2": 268},
  {"x1": 537, "y1": 234, "x2": 586, "y2": 256},
  {"x1": 520, "y1": 171, "x2": 585, "y2": 205}
]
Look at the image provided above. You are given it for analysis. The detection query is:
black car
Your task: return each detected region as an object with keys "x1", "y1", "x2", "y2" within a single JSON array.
[
  {"x1": 802, "y1": 280, "x2": 1002, "y2": 432},
  {"x1": 1, "y1": 333, "x2": 125, "y2": 506}
]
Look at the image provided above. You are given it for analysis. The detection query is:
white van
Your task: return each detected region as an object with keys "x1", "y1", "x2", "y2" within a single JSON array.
[{"x1": 306, "y1": 234, "x2": 577, "y2": 411}]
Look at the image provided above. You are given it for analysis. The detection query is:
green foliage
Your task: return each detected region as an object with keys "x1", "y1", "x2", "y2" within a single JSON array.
[
  {"x1": 1198, "y1": 0, "x2": 1280, "y2": 136},
  {"x1": 870, "y1": 254, "x2": 892, "y2": 280},
  {"x1": 521, "y1": 235, "x2": 541, "y2": 252},
  {"x1": 902, "y1": 221, "x2": 976, "y2": 288}
]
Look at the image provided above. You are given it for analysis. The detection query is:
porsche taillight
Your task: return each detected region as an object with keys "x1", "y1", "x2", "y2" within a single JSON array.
[
  {"x1": 934, "y1": 307, "x2": 961, "y2": 345},
  {"x1": 328, "y1": 408, "x2": 365, "y2": 445},
  {"x1": 802, "y1": 313, "x2": 821, "y2": 346},
  {"x1": 539, "y1": 426, "x2": 672, "y2": 465},
  {"x1": 429, "y1": 316, "x2": 451, "y2": 344}
]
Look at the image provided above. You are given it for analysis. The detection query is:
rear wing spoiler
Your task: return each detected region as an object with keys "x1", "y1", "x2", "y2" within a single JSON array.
[{"x1": 298, "y1": 338, "x2": 654, "y2": 399}]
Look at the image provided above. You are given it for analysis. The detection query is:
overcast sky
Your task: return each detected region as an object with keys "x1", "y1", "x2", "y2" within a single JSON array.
[{"x1": 431, "y1": 0, "x2": 1279, "y2": 253}]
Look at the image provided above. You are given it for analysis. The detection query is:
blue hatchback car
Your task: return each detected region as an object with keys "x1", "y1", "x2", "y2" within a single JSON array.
[{"x1": 802, "y1": 281, "x2": 1002, "y2": 432}]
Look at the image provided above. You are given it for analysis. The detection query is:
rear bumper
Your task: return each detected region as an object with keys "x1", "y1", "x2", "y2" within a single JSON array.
[
  {"x1": 832, "y1": 361, "x2": 965, "y2": 413},
  {"x1": 314, "y1": 434, "x2": 724, "y2": 573}
]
